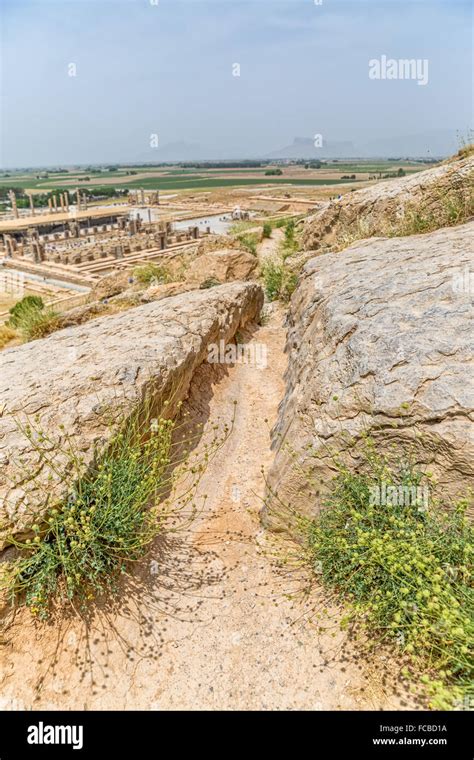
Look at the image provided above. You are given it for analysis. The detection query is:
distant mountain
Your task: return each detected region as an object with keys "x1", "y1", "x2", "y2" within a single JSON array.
[
  {"x1": 130, "y1": 129, "x2": 461, "y2": 164},
  {"x1": 134, "y1": 141, "x2": 206, "y2": 163},
  {"x1": 265, "y1": 130, "x2": 460, "y2": 160},
  {"x1": 265, "y1": 137, "x2": 356, "y2": 159}
]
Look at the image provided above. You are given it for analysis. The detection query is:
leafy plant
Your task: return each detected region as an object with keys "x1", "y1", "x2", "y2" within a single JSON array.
[
  {"x1": 133, "y1": 263, "x2": 172, "y2": 286},
  {"x1": 303, "y1": 444, "x2": 473, "y2": 709},
  {"x1": 8, "y1": 295, "x2": 44, "y2": 327},
  {"x1": 262, "y1": 259, "x2": 298, "y2": 302},
  {"x1": 2, "y1": 402, "x2": 175, "y2": 617},
  {"x1": 236, "y1": 232, "x2": 259, "y2": 256},
  {"x1": 7, "y1": 295, "x2": 60, "y2": 341},
  {"x1": 1, "y1": 391, "x2": 233, "y2": 619},
  {"x1": 281, "y1": 220, "x2": 298, "y2": 258}
]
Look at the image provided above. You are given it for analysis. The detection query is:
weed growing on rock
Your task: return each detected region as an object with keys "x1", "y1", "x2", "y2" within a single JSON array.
[
  {"x1": 1, "y1": 391, "x2": 233, "y2": 618},
  {"x1": 331, "y1": 169, "x2": 473, "y2": 252},
  {"x1": 7, "y1": 295, "x2": 60, "y2": 342},
  {"x1": 281, "y1": 220, "x2": 298, "y2": 257},
  {"x1": 7, "y1": 295, "x2": 44, "y2": 326},
  {"x1": 301, "y1": 444, "x2": 473, "y2": 709},
  {"x1": 133, "y1": 263, "x2": 172, "y2": 286},
  {"x1": 235, "y1": 232, "x2": 259, "y2": 256}
]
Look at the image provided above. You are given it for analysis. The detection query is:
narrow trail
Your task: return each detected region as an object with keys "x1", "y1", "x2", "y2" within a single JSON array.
[
  {"x1": 258, "y1": 227, "x2": 284, "y2": 262},
  {"x1": 0, "y1": 234, "x2": 414, "y2": 710}
]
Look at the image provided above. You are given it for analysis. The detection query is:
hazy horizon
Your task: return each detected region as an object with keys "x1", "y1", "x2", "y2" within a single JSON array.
[{"x1": 1, "y1": 0, "x2": 472, "y2": 168}]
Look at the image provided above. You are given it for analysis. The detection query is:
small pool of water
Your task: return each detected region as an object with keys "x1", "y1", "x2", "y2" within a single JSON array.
[
  {"x1": 173, "y1": 214, "x2": 234, "y2": 235},
  {"x1": 129, "y1": 208, "x2": 237, "y2": 234}
]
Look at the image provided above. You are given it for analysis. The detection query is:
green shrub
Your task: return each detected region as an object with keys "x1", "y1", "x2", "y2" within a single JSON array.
[
  {"x1": 281, "y1": 220, "x2": 298, "y2": 258},
  {"x1": 133, "y1": 263, "x2": 172, "y2": 285},
  {"x1": 7, "y1": 295, "x2": 60, "y2": 341},
  {"x1": 262, "y1": 259, "x2": 297, "y2": 302},
  {"x1": 262, "y1": 222, "x2": 272, "y2": 238},
  {"x1": 262, "y1": 260, "x2": 283, "y2": 301},
  {"x1": 273, "y1": 216, "x2": 293, "y2": 229},
  {"x1": 1, "y1": 393, "x2": 232, "y2": 619},
  {"x1": 228, "y1": 220, "x2": 256, "y2": 235},
  {"x1": 2, "y1": 400, "x2": 177, "y2": 618},
  {"x1": 304, "y1": 444, "x2": 473, "y2": 709},
  {"x1": 236, "y1": 232, "x2": 258, "y2": 256},
  {"x1": 282, "y1": 271, "x2": 298, "y2": 300},
  {"x1": 284, "y1": 220, "x2": 296, "y2": 242},
  {"x1": 8, "y1": 295, "x2": 44, "y2": 328}
]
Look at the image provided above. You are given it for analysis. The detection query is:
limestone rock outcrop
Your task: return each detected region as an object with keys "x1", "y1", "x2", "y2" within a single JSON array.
[
  {"x1": 264, "y1": 222, "x2": 474, "y2": 528},
  {"x1": 300, "y1": 154, "x2": 473, "y2": 253},
  {"x1": 0, "y1": 283, "x2": 263, "y2": 551},
  {"x1": 186, "y1": 248, "x2": 257, "y2": 285}
]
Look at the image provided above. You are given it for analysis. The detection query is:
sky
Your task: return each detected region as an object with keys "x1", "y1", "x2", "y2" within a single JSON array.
[{"x1": 0, "y1": 0, "x2": 472, "y2": 167}]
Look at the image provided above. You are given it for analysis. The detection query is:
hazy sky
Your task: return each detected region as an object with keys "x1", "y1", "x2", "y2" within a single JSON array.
[{"x1": 0, "y1": 0, "x2": 472, "y2": 167}]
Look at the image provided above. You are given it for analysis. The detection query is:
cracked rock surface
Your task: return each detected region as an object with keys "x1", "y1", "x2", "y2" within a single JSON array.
[
  {"x1": 265, "y1": 222, "x2": 474, "y2": 526},
  {"x1": 300, "y1": 154, "x2": 473, "y2": 252},
  {"x1": 0, "y1": 282, "x2": 263, "y2": 551}
]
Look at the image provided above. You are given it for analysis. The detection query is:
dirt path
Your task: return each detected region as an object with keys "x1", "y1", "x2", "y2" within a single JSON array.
[
  {"x1": 0, "y1": 304, "x2": 414, "y2": 711},
  {"x1": 258, "y1": 227, "x2": 284, "y2": 263}
]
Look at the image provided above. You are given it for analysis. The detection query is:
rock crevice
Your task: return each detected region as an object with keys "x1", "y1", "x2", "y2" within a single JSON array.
[
  {"x1": 265, "y1": 222, "x2": 474, "y2": 526},
  {"x1": 0, "y1": 282, "x2": 263, "y2": 550}
]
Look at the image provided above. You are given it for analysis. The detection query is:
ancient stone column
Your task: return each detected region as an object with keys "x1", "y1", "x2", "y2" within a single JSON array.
[
  {"x1": 32, "y1": 241, "x2": 45, "y2": 263},
  {"x1": 27, "y1": 193, "x2": 35, "y2": 216},
  {"x1": 48, "y1": 198, "x2": 53, "y2": 212},
  {"x1": 53, "y1": 195, "x2": 58, "y2": 212},
  {"x1": 8, "y1": 190, "x2": 19, "y2": 219},
  {"x1": 4, "y1": 235, "x2": 13, "y2": 257}
]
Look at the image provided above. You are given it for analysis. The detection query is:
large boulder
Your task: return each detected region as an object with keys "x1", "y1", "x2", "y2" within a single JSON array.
[
  {"x1": 88, "y1": 269, "x2": 132, "y2": 301},
  {"x1": 0, "y1": 283, "x2": 263, "y2": 551},
  {"x1": 264, "y1": 222, "x2": 474, "y2": 528},
  {"x1": 186, "y1": 248, "x2": 257, "y2": 285},
  {"x1": 300, "y1": 153, "x2": 474, "y2": 253}
]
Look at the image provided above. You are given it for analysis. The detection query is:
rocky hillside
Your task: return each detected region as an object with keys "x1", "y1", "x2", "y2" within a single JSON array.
[
  {"x1": 265, "y1": 221, "x2": 474, "y2": 526},
  {"x1": 300, "y1": 152, "x2": 473, "y2": 253}
]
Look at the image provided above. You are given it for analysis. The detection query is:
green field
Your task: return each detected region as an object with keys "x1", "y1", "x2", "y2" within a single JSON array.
[
  {"x1": 0, "y1": 175, "x2": 363, "y2": 193},
  {"x1": 110, "y1": 176, "x2": 362, "y2": 190},
  {"x1": 0, "y1": 160, "x2": 425, "y2": 202}
]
